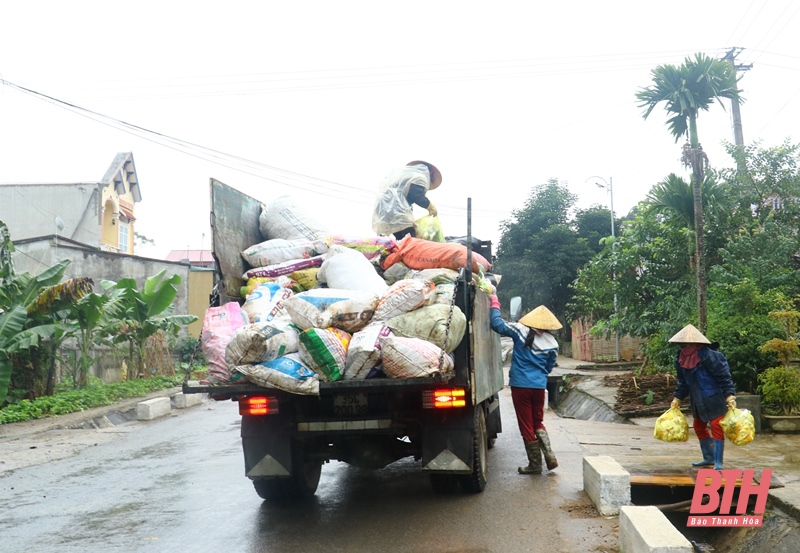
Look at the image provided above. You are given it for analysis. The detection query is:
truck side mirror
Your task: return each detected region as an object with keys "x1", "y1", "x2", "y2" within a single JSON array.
[{"x1": 510, "y1": 296, "x2": 522, "y2": 322}]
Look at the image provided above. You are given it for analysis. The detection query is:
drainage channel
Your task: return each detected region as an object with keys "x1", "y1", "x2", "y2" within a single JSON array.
[
  {"x1": 630, "y1": 471, "x2": 799, "y2": 552},
  {"x1": 552, "y1": 381, "x2": 631, "y2": 424}
]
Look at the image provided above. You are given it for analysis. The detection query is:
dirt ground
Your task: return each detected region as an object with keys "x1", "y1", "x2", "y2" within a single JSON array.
[{"x1": 604, "y1": 372, "x2": 679, "y2": 417}]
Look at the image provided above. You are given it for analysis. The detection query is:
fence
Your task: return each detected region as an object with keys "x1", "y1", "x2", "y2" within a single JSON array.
[{"x1": 570, "y1": 319, "x2": 645, "y2": 363}]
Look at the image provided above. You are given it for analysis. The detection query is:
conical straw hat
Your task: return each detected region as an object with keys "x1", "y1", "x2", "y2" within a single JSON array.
[
  {"x1": 519, "y1": 305, "x2": 562, "y2": 330},
  {"x1": 668, "y1": 324, "x2": 711, "y2": 344},
  {"x1": 406, "y1": 160, "x2": 442, "y2": 190}
]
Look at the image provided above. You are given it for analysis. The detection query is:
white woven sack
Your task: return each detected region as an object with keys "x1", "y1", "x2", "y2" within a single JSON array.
[
  {"x1": 259, "y1": 195, "x2": 329, "y2": 241},
  {"x1": 379, "y1": 335, "x2": 453, "y2": 378},
  {"x1": 373, "y1": 279, "x2": 436, "y2": 321},
  {"x1": 345, "y1": 324, "x2": 392, "y2": 379},
  {"x1": 242, "y1": 237, "x2": 328, "y2": 268},
  {"x1": 225, "y1": 321, "x2": 299, "y2": 366},
  {"x1": 407, "y1": 268, "x2": 459, "y2": 285},
  {"x1": 317, "y1": 245, "x2": 388, "y2": 296},
  {"x1": 241, "y1": 283, "x2": 293, "y2": 324},
  {"x1": 282, "y1": 288, "x2": 379, "y2": 333},
  {"x1": 431, "y1": 283, "x2": 455, "y2": 305}
]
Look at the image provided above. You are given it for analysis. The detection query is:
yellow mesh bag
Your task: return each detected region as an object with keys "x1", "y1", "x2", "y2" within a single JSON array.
[
  {"x1": 414, "y1": 215, "x2": 445, "y2": 243},
  {"x1": 720, "y1": 407, "x2": 755, "y2": 446},
  {"x1": 654, "y1": 406, "x2": 689, "y2": 442}
]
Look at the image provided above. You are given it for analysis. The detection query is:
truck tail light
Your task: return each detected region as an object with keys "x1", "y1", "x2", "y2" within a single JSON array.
[
  {"x1": 422, "y1": 388, "x2": 467, "y2": 409},
  {"x1": 239, "y1": 396, "x2": 279, "y2": 416}
]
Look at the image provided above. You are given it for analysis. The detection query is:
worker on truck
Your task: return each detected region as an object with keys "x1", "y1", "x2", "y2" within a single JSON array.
[{"x1": 372, "y1": 160, "x2": 440, "y2": 240}]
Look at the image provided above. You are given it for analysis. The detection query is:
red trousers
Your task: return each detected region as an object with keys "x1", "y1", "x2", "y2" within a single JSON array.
[
  {"x1": 694, "y1": 412, "x2": 725, "y2": 440},
  {"x1": 511, "y1": 387, "x2": 546, "y2": 442}
]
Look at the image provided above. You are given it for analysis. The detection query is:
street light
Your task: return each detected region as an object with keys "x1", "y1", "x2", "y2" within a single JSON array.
[{"x1": 586, "y1": 176, "x2": 619, "y2": 362}]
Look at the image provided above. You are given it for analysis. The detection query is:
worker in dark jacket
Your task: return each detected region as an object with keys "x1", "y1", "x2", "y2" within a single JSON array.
[
  {"x1": 670, "y1": 324, "x2": 736, "y2": 470},
  {"x1": 489, "y1": 297, "x2": 561, "y2": 474},
  {"x1": 372, "y1": 160, "x2": 441, "y2": 240}
]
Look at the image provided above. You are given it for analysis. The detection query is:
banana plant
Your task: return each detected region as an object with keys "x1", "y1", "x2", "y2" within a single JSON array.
[
  {"x1": 0, "y1": 219, "x2": 72, "y2": 404},
  {"x1": 103, "y1": 270, "x2": 197, "y2": 379},
  {"x1": 24, "y1": 277, "x2": 95, "y2": 392}
]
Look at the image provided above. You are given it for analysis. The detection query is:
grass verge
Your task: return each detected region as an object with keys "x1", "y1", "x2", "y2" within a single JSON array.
[{"x1": 0, "y1": 376, "x2": 184, "y2": 424}]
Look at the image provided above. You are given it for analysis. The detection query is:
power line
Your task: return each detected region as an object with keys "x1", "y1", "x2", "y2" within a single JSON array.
[
  {"x1": 0, "y1": 78, "x2": 379, "y2": 202},
  {"x1": 724, "y1": 0, "x2": 758, "y2": 47},
  {"x1": 750, "y1": 2, "x2": 800, "y2": 64},
  {"x1": 0, "y1": 77, "x2": 518, "y2": 220},
  {"x1": 6, "y1": 49, "x2": 732, "y2": 103},
  {"x1": 729, "y1": 1, "x2": 769, "y2": 47}
]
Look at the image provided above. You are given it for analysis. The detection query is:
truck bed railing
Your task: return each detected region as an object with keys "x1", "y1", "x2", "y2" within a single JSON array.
[{"x1": 184, "y1": 373, "x2": 457, "y2": 396}]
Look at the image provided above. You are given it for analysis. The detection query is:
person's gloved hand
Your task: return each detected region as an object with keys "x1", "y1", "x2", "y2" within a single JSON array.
[
  {"x1": 490, "y1": 294, "x2": 501, "y2": 310},
  {"x1": 726, "y1": 395, "x2": 737, "y2": 410},
  {"x1": 427, "y1": 202, "x2": 438, "y2": 217},
  {"x1": 670, "y1": 397, "x2": 682, "y2": 410}
]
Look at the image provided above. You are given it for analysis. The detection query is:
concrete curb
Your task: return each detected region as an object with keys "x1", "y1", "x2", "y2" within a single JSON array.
[
  {"x1": 768, "y1": 485, "x2": 800, "y2": 522},
  {"x1": 583, "y1": 455, "x2": 631, "y2": 516},
  {"x1": 619, "y1": 506, "x2": 693, "y2": 553}
]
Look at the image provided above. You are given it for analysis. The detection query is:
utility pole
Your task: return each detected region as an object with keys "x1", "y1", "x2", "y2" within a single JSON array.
[
  {"x1": 587, "y1": 176, "x2": 619, "y2": 362},
  {"x1": 721, "y1": 47, "x2": 752, "y2": 170}
]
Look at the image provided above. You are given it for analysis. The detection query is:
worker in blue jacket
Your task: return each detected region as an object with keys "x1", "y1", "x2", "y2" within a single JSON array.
[
  {"x1": 669, "y1": 324, "x2": 736, "y2": 470},
  {"x1": 490, "y1": 296, "x2": 561, "y2": 474}
]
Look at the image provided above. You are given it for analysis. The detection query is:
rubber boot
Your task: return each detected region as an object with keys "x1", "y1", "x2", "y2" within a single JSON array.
[
  {"x1": 518, "y1": 441, "x2": 542, "y2": 474},
  {"x1": 692, "y1": 438, "x2": 716, "y2": 467},
  {"x1": 535, "y1": 428, "x2": 558, "y2": 470},
  {"x1": 714, "y1": 439, "x2": 725, "y2": 470}
]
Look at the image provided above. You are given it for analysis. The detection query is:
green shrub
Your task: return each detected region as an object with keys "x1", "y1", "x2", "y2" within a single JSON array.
[
  {"x1": 640, "y1": 330, "x2": 678, "y2": 374},
  {"x1": 172, "y1": 335, "x2": 206, "y2": 368},
  {"x1": 758, "y1": 366, "x2": 800, "y2": 415}
]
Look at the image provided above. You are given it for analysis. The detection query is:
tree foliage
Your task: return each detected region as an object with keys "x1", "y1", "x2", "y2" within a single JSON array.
[
  {"x1": 569, "y1": 141, "x2": 800, "y2": 392},
  {"x1": 0, "y1": 220, "x2": 196, "y2": 406},
  {"x1": 494, "y1": 179, "x2": 607, "y2": 334},
  {"x1": 103, "y1": 271, "x2": 197, "y2": 380},
  {"x1": 636, "y1": 52, "x2": 742, "y2": 146},
  {"x1": 637, "y1": 52, "x2": 744, "y2": 332}
]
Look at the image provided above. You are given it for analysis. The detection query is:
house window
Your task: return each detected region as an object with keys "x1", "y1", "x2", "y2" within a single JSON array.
[{"x1": 118, "y1": 221, "x2": 129, "y2": 252}]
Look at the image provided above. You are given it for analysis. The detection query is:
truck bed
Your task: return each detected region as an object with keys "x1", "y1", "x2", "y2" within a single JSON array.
[{"x1": 184, "y1": 374, "x2": 450, "y2": 396}]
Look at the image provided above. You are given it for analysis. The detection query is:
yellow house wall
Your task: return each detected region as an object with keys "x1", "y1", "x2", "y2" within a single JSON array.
[
  {"x1": 100, "y1": 181, "x2": 136, "y2": 254},
  {"x1": 187, "y1": 270, "x2": 214, "y2": 338},
  {"x1": 101, "y1": 198, "x2": 117, "y2": 246}
]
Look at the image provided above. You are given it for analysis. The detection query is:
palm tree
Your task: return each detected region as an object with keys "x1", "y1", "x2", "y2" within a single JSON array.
[
  {"x1": 636, "y1": 52, "x2": 743, "y2": 331},
  {"x1": 645, "y1": 173, "x2": 730, "y2": 229},
  {"x1": 645, "y1": 173, "x2": 731, "y2": 280}
]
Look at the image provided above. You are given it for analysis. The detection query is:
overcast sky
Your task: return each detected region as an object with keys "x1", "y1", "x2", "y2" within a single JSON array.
[{"x1": 1, "y1": 1, "x2": 798, "y2": 259}]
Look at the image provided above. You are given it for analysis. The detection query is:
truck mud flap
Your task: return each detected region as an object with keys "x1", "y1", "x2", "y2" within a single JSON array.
[
  {"x1": 421, "y1": 409, "x2": 474, "y2": 473},
  {"x1": 241, "y1": 415, "x2": 292, "y2": 479}
]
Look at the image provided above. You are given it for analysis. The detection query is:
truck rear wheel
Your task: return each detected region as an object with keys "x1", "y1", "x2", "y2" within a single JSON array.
[
  {"x1": 252, "y1": 440, "x2": 322, "y2": 501},
  {"x1": 460, "y1": 406, "x2": 488, "y2": 493},
  {"x1": 291, "y1": 440, "x2": 322, "y2": 498},
  {"x1": 253, "y1": 478, "x2": 287, "y2": 501},
  {"x1": 429, "y1": 473, "x2": 460, "y2": 494}
]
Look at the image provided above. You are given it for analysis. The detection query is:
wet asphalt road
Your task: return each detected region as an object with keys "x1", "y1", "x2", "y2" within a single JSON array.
[{"x1": 0, "y1": 389, "x2": 617, "y2": 553}]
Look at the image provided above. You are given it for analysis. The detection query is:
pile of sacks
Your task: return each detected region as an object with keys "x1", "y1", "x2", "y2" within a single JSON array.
[{"x1": 201, "y1": 195, "x2": 493, "y2": 396}]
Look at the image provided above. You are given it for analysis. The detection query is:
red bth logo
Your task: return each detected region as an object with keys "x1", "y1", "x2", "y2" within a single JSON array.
[{"x1": 687, "y1": 469, "x2": 772, "y2": 527}]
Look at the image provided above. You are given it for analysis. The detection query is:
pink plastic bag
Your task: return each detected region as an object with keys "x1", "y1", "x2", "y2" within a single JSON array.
[{"x1": 200, "y1": 303, "x2": 248, "y2": 384}]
